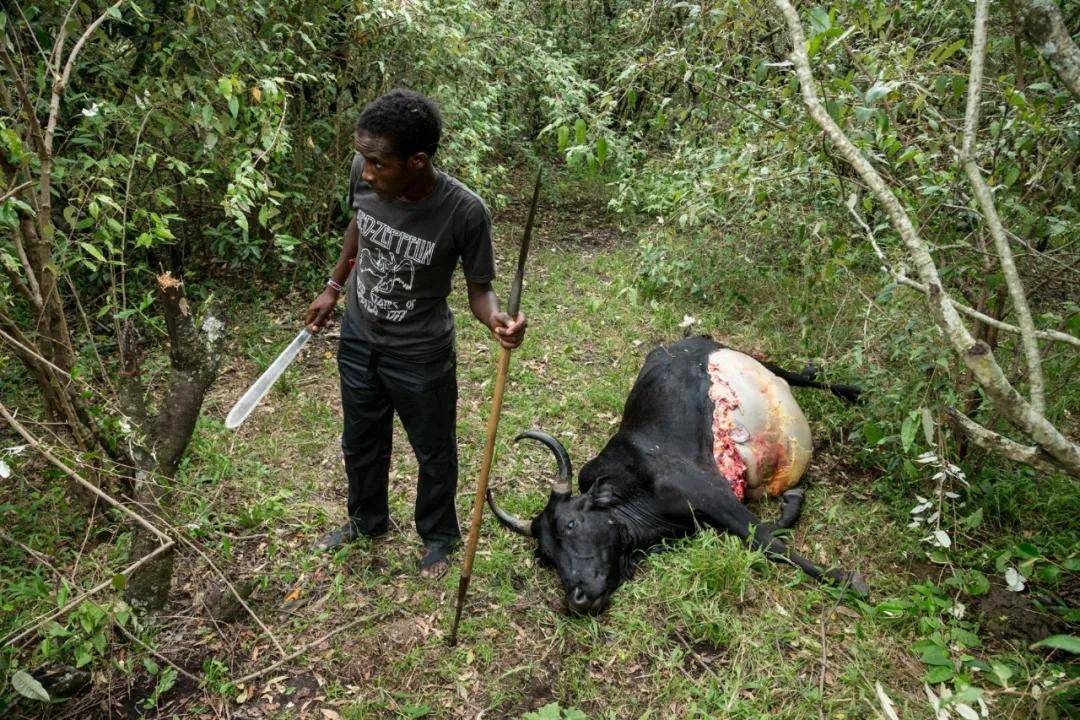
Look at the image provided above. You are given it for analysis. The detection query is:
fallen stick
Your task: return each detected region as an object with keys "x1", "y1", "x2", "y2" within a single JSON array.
[{"x1": 233, "y1": 609, "x2": 398, "y2": 685}]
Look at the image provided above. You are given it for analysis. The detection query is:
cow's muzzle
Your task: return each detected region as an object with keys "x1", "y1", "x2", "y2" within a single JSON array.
[{"x1": 566, "y1": 587, "x2": 608, "y2": 615}]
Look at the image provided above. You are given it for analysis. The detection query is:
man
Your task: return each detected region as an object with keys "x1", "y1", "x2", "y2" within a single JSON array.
[{"x1": 305, "y1": 89, "x2": 526, "y2": 578}]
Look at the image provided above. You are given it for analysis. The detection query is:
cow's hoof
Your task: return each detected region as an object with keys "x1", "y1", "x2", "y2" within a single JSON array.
[
  {"x1": 825, "y1": 569, "x2": 869, "y2": 598},
  {"x1": 783, "y1": 488, "x2": 805, "y2": 500},
  {"x1": 845, "y1": 572, "x2": 870, "y2": 599}
]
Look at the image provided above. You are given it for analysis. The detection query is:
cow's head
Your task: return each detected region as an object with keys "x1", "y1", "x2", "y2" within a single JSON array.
[{"x1": 487, "y1": 431, "x2": 630, "y2": 615}]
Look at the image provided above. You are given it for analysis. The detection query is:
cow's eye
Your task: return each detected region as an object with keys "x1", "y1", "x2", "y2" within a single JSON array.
[{"x1": 567, "y1": 520, "x2": 575, "y2": 529}]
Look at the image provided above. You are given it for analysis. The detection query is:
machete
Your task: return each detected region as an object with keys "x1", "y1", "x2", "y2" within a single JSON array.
[
  {"x1": 225, "y1": 328, "x2": 312, "y2": 429},
  {"x1": 449, "y1": 166, "x2": 543, "y2": 646}
]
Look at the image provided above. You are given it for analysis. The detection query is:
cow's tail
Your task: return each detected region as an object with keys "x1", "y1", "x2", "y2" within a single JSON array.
[{"x1": 760, "y1": 361, "x2": 863, "y2": 404}]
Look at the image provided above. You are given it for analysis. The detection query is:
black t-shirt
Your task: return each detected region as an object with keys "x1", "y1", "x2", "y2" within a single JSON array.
[{"x1": 342, "y1": 154, "x2": 495, "y2": 357}]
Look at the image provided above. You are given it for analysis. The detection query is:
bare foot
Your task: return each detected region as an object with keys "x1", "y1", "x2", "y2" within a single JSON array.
[
  {"x1": 418, "y1": 546, "x2": 452, "y2": 578},
  {"x1": 419, "y1": 557, "x2": 449, "y2": 579}
]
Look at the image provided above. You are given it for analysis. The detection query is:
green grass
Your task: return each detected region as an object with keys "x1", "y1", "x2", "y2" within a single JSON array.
[{"x1": 1, "y1": 172, "x2": 1076, "y2": 719}]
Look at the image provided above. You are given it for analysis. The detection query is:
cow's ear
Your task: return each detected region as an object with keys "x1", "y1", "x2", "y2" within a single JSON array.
[{"x1": 590, "y1": 482, "x2": 615, "y2": 508}]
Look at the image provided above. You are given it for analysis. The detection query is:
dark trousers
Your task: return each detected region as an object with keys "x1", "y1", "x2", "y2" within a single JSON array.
[{"x1": 338, "y1": 335, "x2": 461, "y2": 551}]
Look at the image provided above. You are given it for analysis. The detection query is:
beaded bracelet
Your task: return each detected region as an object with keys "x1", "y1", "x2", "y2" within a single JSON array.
[{"x1": 326, "y1": 278, "x2": 344, "y2": 293}]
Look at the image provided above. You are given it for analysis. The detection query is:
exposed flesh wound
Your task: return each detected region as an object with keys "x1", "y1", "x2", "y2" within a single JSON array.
[{"x1": 707, "y1": 359, "x2": 747, "y2": 500}]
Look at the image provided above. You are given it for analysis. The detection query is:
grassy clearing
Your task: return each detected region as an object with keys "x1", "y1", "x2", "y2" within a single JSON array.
[{"x1": 1, "y1": 173, "x2": 1075, "y2": 719}]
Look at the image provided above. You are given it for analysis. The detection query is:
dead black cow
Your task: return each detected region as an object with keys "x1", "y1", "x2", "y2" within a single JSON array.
[{"x1": 488, "y1": 335, "x2": 867, "y2": 614}]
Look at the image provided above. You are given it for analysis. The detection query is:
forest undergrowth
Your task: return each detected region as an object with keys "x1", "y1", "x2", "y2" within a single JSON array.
[
  {"x1": 2, "y1": 1, "x2": 1077, "y2": 718},
  {"x1": 3, "y1": 171, "x2": 1076, "y2": 718}
]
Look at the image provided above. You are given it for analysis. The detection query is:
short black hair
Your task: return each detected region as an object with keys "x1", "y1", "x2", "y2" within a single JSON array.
[{"x1": 356, "y1": 89, "x2": 442, "y2": 159}]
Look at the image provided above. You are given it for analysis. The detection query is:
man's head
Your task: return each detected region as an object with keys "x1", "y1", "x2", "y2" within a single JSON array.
[{"x1": 354, "y1": 89, "x2": 442, "y2": 201}]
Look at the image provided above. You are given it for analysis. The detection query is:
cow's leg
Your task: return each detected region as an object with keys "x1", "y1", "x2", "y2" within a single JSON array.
[
  {"x1": 665, "y1": 465, "x2": 867, "y2": 596},
  {"x1": 757, "y1": 360, "x2": 862, "y2": 404},
  {"x1": 767, "y1": 487, "x2": 805, "y2": 531},
  {"x1": 735, "y1": 504, "x2": 867, "y2": 597}
]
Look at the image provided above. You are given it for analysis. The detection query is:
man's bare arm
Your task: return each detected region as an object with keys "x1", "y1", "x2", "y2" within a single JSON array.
[
  {"x1": 467, "y1": 279, "x2": 527, "y2": 350},
  {"x1": 305, "y1": 217, "x2": 359, "y2": 331}
]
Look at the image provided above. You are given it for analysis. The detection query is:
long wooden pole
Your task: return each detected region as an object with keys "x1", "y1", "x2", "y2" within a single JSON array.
[{"x1": 449, "y1": 167, "x2": 542, "y2": 646}]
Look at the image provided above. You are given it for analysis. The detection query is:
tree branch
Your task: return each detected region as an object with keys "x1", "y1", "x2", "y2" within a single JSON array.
[
  {"x1": 961, "y1": 0, "x2": 1044, "y2": 415},
  {"x1": 945, "y1": 408, "x2": 1066, "y2": 475},
  {"x1": 45, "y1": 0, "x2": 127, "y2": 156},
  {"x1": 0, "y1": 401, "x2": 169, "y2": 542},
  {"x1": 0, "y1": 179, "x2": 33, "y2": 205},
  {"x1": 846, "y1": 199, "x2": 1080, "y2": 348}
]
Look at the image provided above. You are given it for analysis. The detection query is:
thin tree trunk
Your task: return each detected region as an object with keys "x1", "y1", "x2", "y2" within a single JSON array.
[
  {"x1": 124, "y1": 273, "x2": 224, "y2": 610},
  {"x1": 1019, "y1": 0, "x2": 1080, "y2": 98}
]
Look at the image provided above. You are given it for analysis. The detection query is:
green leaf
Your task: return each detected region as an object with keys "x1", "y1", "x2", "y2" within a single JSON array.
[
  {"x1": 962, "y1": 508, "x2": 983, "y2": 530},
  {"x1": 596, "y1": 136, "x2": 608, "y2": 165},
  {"x1": 228, "y1": 96, "x2": 239, "y2": 119},
  {"x1": 924, "y1": 665, "x2": 953, "y2": 683},
  {"x1": 218, "y1": 76, "x2": 232, "y2": 99},
  {"x1": 963, "y1": 569, "x2": 989, "y2": 596},
  {"x1": 111, "y1": 573, "x2": 127, "y2": 591},
  {"x1": 1013, "y1": 542, "x2": 1041, "y2": 559},
  {"x1": 575, "y1": 118, "x2": 586, "y2": 145},
  {"x1": 12, "y1": 670, "x2": 50, "y2": 702},
  {"x1": 862, "y1": 421, "x2": 883, "y2": 445},
  {"x1": 914, "y1": 640, "x2": 951, "y2": 667},
  {"x1": 950, "y1": 628, "x2": 981, "y2": 648},
  {"x1": 896, "y1": 147, "x2": 918, "y2": 164},
  {"x1": 930, "y1": 38, "x2": 966, "y2": 64},
  {"x1": 535, "y1": 703, "x2": 562, "y2": 720},
  {"x1": 1030, "y1": 635, "x2": 1080, "y2": 654},
  {"x1": 901, "y1": 411, "x2": 918, "y2": 452},
  {"x1": 990, "y1": 662, "x2": 1014, "y2": 687},
  {"x1": 79, "y1": 242, "x2": 106, "y2": 263},
  {"x1": 557, "y1": 125, "x2": 569, "y2": 153},
  {"x1": 74, "y1": 644, "x2": 92, "y2": 668}
]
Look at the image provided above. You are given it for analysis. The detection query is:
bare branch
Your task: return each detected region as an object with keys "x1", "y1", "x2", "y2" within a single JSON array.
[
  {"x1": 0, "y1": 179, "x2": 33, "y2": 205},
  {"x1": 14, "y1": 215, "x2": 44, "y2": 304},
  {"x1": 45, "y1": 1, "x2": 127, "y2": 155},
  {"x1": 945, "y1": 408, "x2": 1066, "y2": 475},
  {"x1": 0, "y1": 402, "x2": 168, "y2": 542},
  {"x1": 131, "y1": 501, "x2": 287, "y2": 658},
  {"x1": 233, "y1": 609, "x2": 397, "y2": 685},
  {"x1": 0, "y1": 529, "x2": 64, "y2": 579},
  {"x1": 1, "y1": 541, "x2": 174, "y2": 647},
  {"x1": 0, "y1": 43, "x2": 47, "y2": 159},
  {"x1": 961, "y1": 0, "x2": 1044, "y2": 415},
  {"x1": 847, "y1": 200, "x2": 1080, "y2": 348},
  {"x1": 113, "y1": 622, "x2": 200, "y2": 684}
]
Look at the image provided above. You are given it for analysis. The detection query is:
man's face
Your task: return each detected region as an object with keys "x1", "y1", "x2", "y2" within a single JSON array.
[{"x1": 354, "y1": 130, "x2": 416, "y2": 201}]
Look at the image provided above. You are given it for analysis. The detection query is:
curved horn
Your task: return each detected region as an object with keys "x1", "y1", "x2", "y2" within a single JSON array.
[
  {"x1": 485, "y1": 430, "x2": 573, "y2": 538},
  {"x1": 515, "y1": 430, "x2": 572, "y2": 497},
  {"x1": 486, "y1": 489, "x2": 534, "y2": 537}
]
